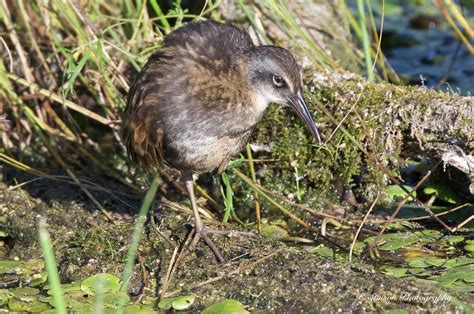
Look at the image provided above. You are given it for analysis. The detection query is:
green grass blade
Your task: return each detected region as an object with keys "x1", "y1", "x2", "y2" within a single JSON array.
[
  {"x1": 149, "y1": 0, "x2": 171, "y2": 30},
  {"x1": 64, "y1": 47, "x2": 92, "y2": 97},
  {"x1": 116, "y1": 175, "x2": 161, "y2": 313},
  {"x1": 356, "y1": 0, "x2": 374, "y2": 81},
  {"x1": 39, "y1": 219, "x2": 66, "y2": 314},
  {"x1": 221, "y1": 172, "x2": 233, "y2": 224}
]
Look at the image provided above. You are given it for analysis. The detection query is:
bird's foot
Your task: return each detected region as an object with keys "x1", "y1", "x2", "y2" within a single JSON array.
[{"x1": 179, "y1": 226, "x2": 256, "y2": 264}]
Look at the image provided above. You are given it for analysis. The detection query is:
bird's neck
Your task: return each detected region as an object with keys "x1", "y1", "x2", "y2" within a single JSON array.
[
  {"x1": 252, "y1": 93, "x2": 270, "y2": 114},
  {"x1": 225, "y1": 51, "x2": 270, "y2": 129}
]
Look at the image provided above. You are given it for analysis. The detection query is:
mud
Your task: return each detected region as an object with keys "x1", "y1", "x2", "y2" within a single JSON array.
[{"x1": 1, "y1": 167, "x2": 471, "y2": 312}]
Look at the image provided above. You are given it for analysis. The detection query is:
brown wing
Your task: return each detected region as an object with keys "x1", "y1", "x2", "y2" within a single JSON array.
[{"x1": 121, "y1": 58, "x2": 167, "y2": 169}]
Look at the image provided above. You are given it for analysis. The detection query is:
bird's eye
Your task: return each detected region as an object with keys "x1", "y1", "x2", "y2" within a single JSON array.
[{"x1": 272, "y1": 75, "x2": 285, "y2": 87}]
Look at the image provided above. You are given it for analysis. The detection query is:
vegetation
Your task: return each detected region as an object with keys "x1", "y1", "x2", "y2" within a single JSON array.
[{"x1": 0, "y1": 0, "x2": 472, "y2": 312}]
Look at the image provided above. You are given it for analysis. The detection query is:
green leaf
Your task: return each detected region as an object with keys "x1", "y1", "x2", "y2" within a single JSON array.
[
  {"x1": 125, "y1": 304, "x2": 156, "y2": 314},
  {"x1": 172, "y1": 295, "x2": 195, "y2": 310},
  {"x1": 438, "y1": 273, "x2": 464, "y2": 287},
  {"x1": 382, "y1": 267, "x2": 408, "y2": 278},
  {"x1": 424, "y1": 257, "x2": 445, "y2": 267},
  {"x1": 423, "y1": 184, "x2": 459, "y2": 204},
  {"x1": 308, "y1": 245, "x2": 334, "y2": 259},
  {"x1": 0, "y1": 260, "x2": 21, "y2": 274},
  {"x1": 260, "y1": 225, "x2": 288, "y2": 240},
  {"x1": 227, "y1": 155, "x2": 245, "y2": 168},
  {"x1": 158, "y1": 295, "x2": 195, "y2": 311},
  {"x1": 384, "y1": 310, "x2": 408, "y2": 314},
  {"x1": 437, "y1": 267, "x2": 474, "y2": 287},
  {"x1": 202, "y1": 299, "x2": 249, "y2": 314},
  {"x1": 463, "y1": 271, "x2": 474, "y2": 283},
  {"x1": 10, "y1": 287, "x2": 40, "y2": 297},
  {"x1": 444, "y1": 235, "x2": 465, "y2": 244},
  {"x1": 409, "y1": 268, "x2": 430, "y2": 275},
  {"x1": 449, "y1": 283, "x2": 474, "y2": 293},
  {"x1": 386, "y1": 221, "x2": 414, "y2": 231},
  {"x1": 0, "y1": 289, "x2": 11, "y2": 306},
  {"x1": 103, "y1": 291, "x2": 130, "y2": 308},
  {"x1": 413, "y1": 229, "x2": 442, "y2": 242},
  {"x1": 69, "y1": 303, "x2": 94, "y2": 312},
  {"x1": 125, "y1": 304, "x2": 156, "y2": 313},
  {"x1": 64, "y1": 48, "x2": 92, "y2": 97},
  {"x1": 30, "y1": 271, "x2": 48, "y2": 287},
  {"x1": 8, "y1": 299, "x2": 51, "y2": 312},
  {"x1": 352, "y1": 242, "x2": 366, "y2": 252},
  {"x1": 464, "y1": 244, "x2": 474, "y2": 252},
  {"x1": 379, "y1": 235, "x2": 418, "y2": 251},
  {"x1": 58, "y1": 291, "x2": 95, "y2": 308},
  {"x1": 47, "y1": 282, "x2": 81, "y2": 295},
  {"x1": 221, "y1": 172, "x2": 234, "y2": 224},
  {"x1": 80, "y1": 273, "x2": 120, "y2": 295},
  {"x1": 383, "y1": 185, "x2": 416, "y2": 202},
  {"x1": 408, "y1": 258, "x2": 428, "y2": 268},
  {"x1": 444, "y1": 257, "x2": 474, "y2": 269}
]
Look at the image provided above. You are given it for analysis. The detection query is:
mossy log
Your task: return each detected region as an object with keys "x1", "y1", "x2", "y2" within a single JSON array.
[
  {"x1": 243, "y1": 70, "x2": 474, "y2": 208},
  {"x1": 220, "y1": 1, "x2": 473, "y2": 204},
  {"x1": 310, "y1": 70, "x2": 474, "y2": 177}
]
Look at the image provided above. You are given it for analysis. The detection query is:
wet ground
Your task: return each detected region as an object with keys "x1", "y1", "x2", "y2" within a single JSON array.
[{"x1": 1, "y1": 167, "x2": 472, "y2": 312}]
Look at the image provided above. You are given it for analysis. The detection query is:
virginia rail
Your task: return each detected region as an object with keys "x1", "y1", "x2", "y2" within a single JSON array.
[{"x1": 122, "y1": 20, "x2": 321, "y2": 262}]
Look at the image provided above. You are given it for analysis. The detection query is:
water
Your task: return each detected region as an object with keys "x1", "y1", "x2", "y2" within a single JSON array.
[{"x1": 358, "y1": 0, "x2": 474, "y2": 95}]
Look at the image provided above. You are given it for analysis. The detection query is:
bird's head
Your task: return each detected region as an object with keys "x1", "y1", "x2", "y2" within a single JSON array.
[{"x1": 243, "y1": 45, "x2": 321, "y2": 144}]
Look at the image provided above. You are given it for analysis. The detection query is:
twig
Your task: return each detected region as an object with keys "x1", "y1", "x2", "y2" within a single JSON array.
[
  {"x1": 168, "y1": 229, "x2": 196, "y2": 285},
  {"x1": 444, "y1": 0, "x2": 474, "y2": 39},
  {"x1": 313, "y1": 95, "x2": 455, "y2": 232},
  {"x1": 163, "y1": 250, "x2": 279, "y2": 298},
  {"x1": 150, "y1": 212, "x2": 176, "y2": 247},
  {"x1": 162, "y1": 199, "x2": 217, "y2": 222},
  {"x1": 434, "y1": 0, "x2": 473, "y2": 53},
  {"x1": 370, "y1": 0, "x2": 385, "y2": 73},
  {"x1": 66, "y1": 169, "x2": 116, "y2": 224},
  {"x1": 0, "y1": 37, "x2": 13, "y2": 72},
  {"x1": 135, "y1": 250, "x2": 148, "y2": 304},
  {"x1": 234, "y1": 169, "x2": 310, "y2": 228},
  {"x1": 349, "y1": 193, "x2": 379, "y2": 264},
  {"x1": 17, "y1": 0, "x2": 57, "y2": 87},
  {"x1": 319, "y1": 86, "x2": 365, "y2": 148},
  {"x1": 451, "y1": 214, "x2": 473, "y2": 232},
  {"x1": 246, "y1": 143, "x2": 261, "y2": 233},
  {"x1": 364, "y1": 162, "x2": 439, "y2": 256},
  {"x1": 0, "y1": 0, "x2": 35, "y2": 83},
  {"x1": 159, "y1": 246, "x2": 179, "y2": 299},
  {"x1": 3, "y1": 72, "x2": 112, "y2": 126}
]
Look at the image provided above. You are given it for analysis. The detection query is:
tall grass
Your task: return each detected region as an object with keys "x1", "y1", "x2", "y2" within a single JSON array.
[{"x1": 356, "y1": 0, "x2": 374, "y2": 81}]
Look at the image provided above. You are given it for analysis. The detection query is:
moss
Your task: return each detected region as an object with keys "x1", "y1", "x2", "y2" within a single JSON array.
[{"x1": 242, "y1": 69, "x2": 473, "y2": 207}]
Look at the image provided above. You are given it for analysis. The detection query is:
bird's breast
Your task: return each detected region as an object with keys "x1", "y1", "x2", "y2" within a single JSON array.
[{"x1": 164, "y1": 128, "x2": 253, "y2": 174}]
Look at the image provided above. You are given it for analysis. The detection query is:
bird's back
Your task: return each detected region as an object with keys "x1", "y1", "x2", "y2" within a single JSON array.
[
  {"x1": 122, "y1": 21, "x2": 256, "y2": 172},
  {"x1": 161, "y1": 21, "x2": 254, "y2": 68}
]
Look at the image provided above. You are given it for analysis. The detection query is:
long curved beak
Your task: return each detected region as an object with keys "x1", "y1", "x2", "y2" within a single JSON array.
[{"x1": 287, "y1": 91, "x2": 321, "y2": 144}]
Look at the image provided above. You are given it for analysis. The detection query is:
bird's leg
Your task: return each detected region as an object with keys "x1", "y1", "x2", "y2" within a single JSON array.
[{"x1": 183, "y1": 179, "x2": 225, "y2": 263}]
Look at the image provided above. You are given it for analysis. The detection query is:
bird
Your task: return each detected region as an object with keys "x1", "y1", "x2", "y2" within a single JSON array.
[{"x1": 121, "y1": 20, "x2": 321, "y2": 263}]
